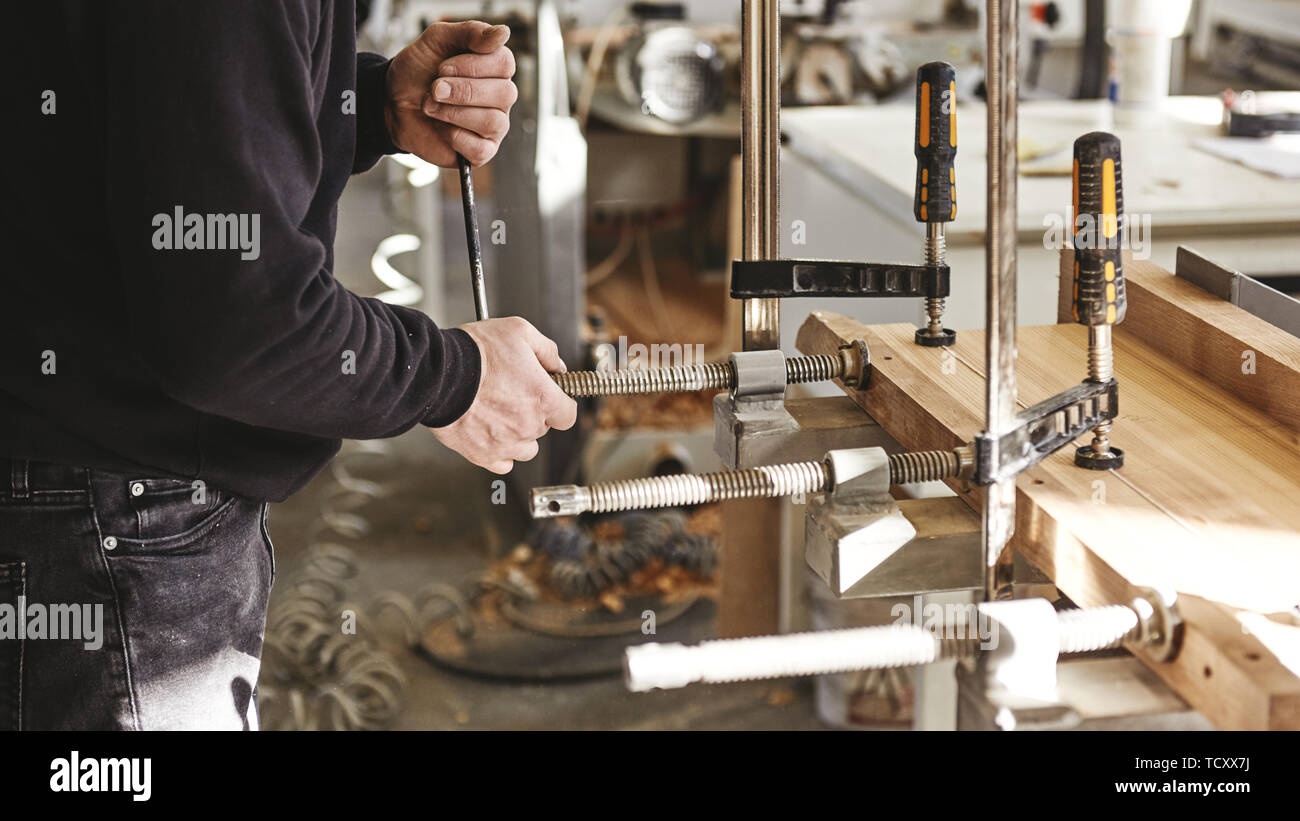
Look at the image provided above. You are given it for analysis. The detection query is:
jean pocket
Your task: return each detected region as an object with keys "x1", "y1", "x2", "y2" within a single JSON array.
[
  {"x1": 0, "y1": 560, "x2": 25, "y2": 730},
  {"x1": 124, "y1": 478, "x2": 236, "y2": 548}
]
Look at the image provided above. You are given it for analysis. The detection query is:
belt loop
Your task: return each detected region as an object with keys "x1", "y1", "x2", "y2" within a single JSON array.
[{"x1": 11, "y1": 459, "x2": 30, "y2": 499}]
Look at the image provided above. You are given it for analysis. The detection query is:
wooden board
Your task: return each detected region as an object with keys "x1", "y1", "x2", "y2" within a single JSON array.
[
  {"x1": 796, "y1": 309, "x2": 1300, "y2": 729},
  {"x1": 1057, "y1": 251, "x2": 1300, "y2": 431}
]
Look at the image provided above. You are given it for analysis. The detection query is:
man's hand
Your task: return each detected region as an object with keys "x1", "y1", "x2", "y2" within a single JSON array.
[
  {"x1": 384, "y1": 21, "x2": 517, "y2": 167},
  {"x1": 431, "y1": 318, "x2": 577, "y2": 474}
]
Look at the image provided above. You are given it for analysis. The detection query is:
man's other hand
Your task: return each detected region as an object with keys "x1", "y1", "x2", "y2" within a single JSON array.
[
  {"x1": 430, "y1": 318, "x2": 577, "y2": 474},
  {"x1": 384, "y1": 21, "x2": 517, "y2": 167}
]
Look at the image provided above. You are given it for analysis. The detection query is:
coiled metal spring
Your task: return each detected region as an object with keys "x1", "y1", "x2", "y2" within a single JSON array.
[
  {"x1": 538, "y1": 511, "x2": 717, "y2": 599},
  {"x1": 260, "y1": 543, "x2": 411, "y2": 731},
  {"x1": 258, "y1": 440, "x2": 444, "y2": 732}
]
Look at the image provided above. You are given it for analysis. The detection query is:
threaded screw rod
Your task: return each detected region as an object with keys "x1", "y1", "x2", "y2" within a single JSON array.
[
  {"x1": 625, "y1": 602, "x2": 1142, "y2": 691},
  {"x1": 922, "y1": 224, "x2": 947, "y2": 335},
  {"x1": 1056, "y1": 603, "x2": 1139, "y2": 654},
  {"x1": 888, "y1": 449, "x2": 962, "y2": 484},
  {"x1": 530, "y1": 447, "x2": 970, "y2": 519},
  {"x1": 551, "y1": 353, "x2": 849, "y2": 398},
  {"x1": 1085, "y1": 324, "x2": 1114, "y2": 452},
  {"x1": 531, "y1": 461, "x2": 831, "y2": 518}
]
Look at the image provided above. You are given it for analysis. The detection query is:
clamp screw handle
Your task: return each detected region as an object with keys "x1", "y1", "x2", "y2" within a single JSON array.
[
  {"x1": 913, "y1": 61, "x2": 957, "y2": 224},
  {"x1": 1071, "y1": 132, "x2": 1127, "y2": 327}
]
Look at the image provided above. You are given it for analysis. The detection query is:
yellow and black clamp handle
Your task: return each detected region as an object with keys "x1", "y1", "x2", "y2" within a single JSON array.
[
  {"x1": 913, "y1": 61, "x2": 958, "y2": 348},
  {"x1": 1071, "y1": 131, "x2": 1127, "y2": 470}
]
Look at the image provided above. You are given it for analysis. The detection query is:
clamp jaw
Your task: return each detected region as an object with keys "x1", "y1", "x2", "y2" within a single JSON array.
[
  {"x1": 712, "y1": 341, "x2": 871, "y2": 470},
  {"x1": 729, "y1": 62, "x2": 960, "y2": 349}
]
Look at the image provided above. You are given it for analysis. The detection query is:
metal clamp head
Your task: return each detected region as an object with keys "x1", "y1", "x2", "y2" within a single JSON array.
[
  {"x1": 808, "y1": 446, "x2": 912, "y2": 596},
  {"x1": 915, "y1": 327, "x2": 957, "y2": 348},
  {"x1": 824, "y1": 447, "x2": 891, "y2": 502},
  {"x1": 837, "y1": 340, "x2": 871, "y2": 389},
  {"x1": 530, "y1": 485, "x2": 590, "y2": 519},
  {"x1": 1130, "y1": 586, "x2": 1183, "y2": 662},
  {"x1": 728, "y1": 349, "x2": 788, "y2": 402}
]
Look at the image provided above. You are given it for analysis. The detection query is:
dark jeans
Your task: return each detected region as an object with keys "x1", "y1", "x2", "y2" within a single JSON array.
[{"x1": 0, "y1": 458, "x2": 274, "y2": 730}]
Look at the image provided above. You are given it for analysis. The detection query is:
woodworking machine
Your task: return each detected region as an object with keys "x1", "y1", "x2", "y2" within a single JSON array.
[{"x1": 522, "y1": 0, "x2": 1227, "y2": 730}]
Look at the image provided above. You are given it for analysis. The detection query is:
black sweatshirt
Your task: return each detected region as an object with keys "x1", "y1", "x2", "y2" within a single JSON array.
[{"x1": 1, "y1": 1, "x2": 480, "y2": 501}]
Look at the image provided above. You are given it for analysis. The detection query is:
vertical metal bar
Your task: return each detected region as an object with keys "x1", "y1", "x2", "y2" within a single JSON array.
[
  {"x1": 741, "y1": 0, "x2": 781, "y2": 351},
  {"x1": 983, "y1": 0, "x2": 1019, "y2": 601},
  {"x1": 458, "y1": 154, "x2": 489, "y2": 321}
]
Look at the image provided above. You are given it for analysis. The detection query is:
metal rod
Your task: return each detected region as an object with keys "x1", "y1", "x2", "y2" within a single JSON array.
[
  {"x1": 529, "y1": 448, "x2": 968, "y2": 518},
  {"x1": 924, "y1": 223, "x2": 947, "y2": 334},
  {"x1": 530, "y1": 461, "x2": 831, "y2": 518},
  {"x1": 741, "y1": 0, "x2": 781, "y2": 351},
  {"x1": 983, "y1": 0, "x2": 1019, "y2": 602},
  {"x1": 624, "y1": 603, "x2": 1143, "y2": 692},
  {"x1": 457, "y1": 154, "x2": 489, "y2": 321},
  {"x1": 549, "y1": 352, "x2": 849, "y2": 397},
  {"x1": 1085, "y1": 323, "x2": 1114, "y2": 453}
]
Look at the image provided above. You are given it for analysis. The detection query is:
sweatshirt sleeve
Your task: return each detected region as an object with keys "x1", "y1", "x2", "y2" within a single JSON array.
[
  {"x1": 102, "y1": 1, "x2": 478, "y2": 438},
  {"x1": 355, "y1": 51, "x2": 404, "y2": 172}
]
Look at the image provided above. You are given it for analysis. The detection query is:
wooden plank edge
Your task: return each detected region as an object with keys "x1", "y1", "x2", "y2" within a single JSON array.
[{"x1": 1056, "y1": 248, "x2": 1300, "y2": 431}]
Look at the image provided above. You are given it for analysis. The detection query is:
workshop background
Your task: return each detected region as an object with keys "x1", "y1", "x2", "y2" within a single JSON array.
[{"x1": 255, "y1": 0, "x2": 1300, "y2": 730}]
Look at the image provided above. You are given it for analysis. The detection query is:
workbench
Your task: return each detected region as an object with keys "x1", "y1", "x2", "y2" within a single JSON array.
[
  {"x1": 795, "y1": 253, "x2": 1300, "y2": 729},
  {"x1": 779, "y1": 95, "x2": 1300, "y2": 342}
]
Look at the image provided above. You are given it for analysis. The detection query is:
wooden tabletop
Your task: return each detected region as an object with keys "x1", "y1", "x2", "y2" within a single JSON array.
[{"x1": 783, "y1": 94, "x2": 1300, "y2": 241}]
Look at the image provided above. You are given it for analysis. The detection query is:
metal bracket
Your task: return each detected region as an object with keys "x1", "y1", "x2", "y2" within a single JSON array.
[
  {"x1": 713, "y1": 350, "x2": 796, "y2": 470},
  {"x1": 805, "y1": 495, "x2": 917, "y2": 597},
  {"x1": 731, "y1": 260, "x2": 950, "y2": 300},
  {"x1": 728, "y1": 349, "x2": 787, "y2": 404},
  {"x1": 1175, "y1": 246, "x2": 1300, "y2": 338},
  {"x1": 974, "y1": 379, "x2": 1119, "y2": 486}
]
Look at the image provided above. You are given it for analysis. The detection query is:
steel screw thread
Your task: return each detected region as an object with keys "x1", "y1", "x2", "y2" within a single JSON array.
[
  {"x1": 583, "y1": 461, "x2": 830, "y2": 514},
  {"x1": 551, "y1": 354, "x2": 849, "y2": 398},
  {"x1": 1056, "y1": 604, "x2": 1139, "y2": 654},
  {"x1": 922, "y1": 225, "x2": 947, "y2": 333},
  {"x1": 625, "y1": 623, "x2": 945, "y2": 690},
  {"x1": 1087, "y1": 342, "x2": 1114, "y2": 383},
  {"x1": 552, "y1": 362, "x2": 733, "y2": 397},
  {"x1": 558, "y1": 451, "x2": 962, "y2": 517},
  {"x1": 625, "y1": 604, "x2": 1149, "y2": 691},
  {"x1": 888, "y1": 450, "x2": 961, "y2": 484},
  {"x1": 924, "y1": 231, "x2": 946, "y2": 265},
  {"x1": 924, "y1": 297, "x2": 947, "y2": 333},
  {"x1": 785, "y1": 353, "x2": 843, "y2": 384},
  {"x1": 1085, "y1": 325, "x2": 1115, "y2": 451}
]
